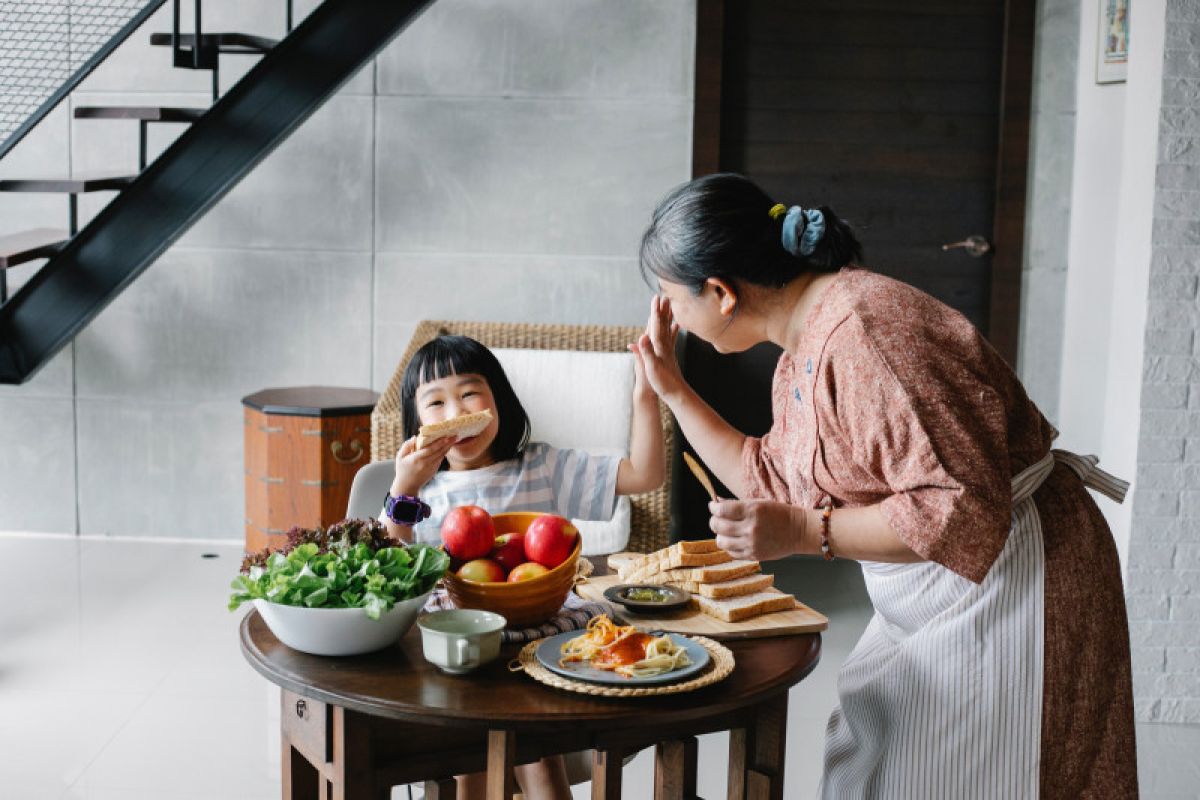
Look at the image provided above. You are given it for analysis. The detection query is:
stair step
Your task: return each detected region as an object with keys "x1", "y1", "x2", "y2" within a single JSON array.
[
  {"x1": 74, "y1": 106, "x2": 206, "y2": 123},
  {"x1": 0, "y1": 229, "x2": 69, "y2": 270},
  {"x1": 149, "y1": 32, "x2": 277, "y2": 55},
  {"x1": 0, "y1": 175, "x2": 135, "y2": 193}
]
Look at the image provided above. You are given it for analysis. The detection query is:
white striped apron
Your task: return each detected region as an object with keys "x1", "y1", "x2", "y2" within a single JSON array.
[{"x1": 820, "y1": 450, "x2": 1128, "y2": 799}]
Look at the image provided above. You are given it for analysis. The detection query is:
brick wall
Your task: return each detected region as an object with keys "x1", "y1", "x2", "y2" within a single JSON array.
[{"x1": 1127, "y1": 0, "x2": 1200, "y2": 725}]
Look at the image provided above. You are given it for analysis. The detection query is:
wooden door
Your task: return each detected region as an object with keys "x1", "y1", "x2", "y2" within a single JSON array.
[
  {"x1": 700, "y1": 0, "x2": 1032, "y2": 339},
  {"x1": 677, "y1": 0, "x2": 1034, "y2": 534}
]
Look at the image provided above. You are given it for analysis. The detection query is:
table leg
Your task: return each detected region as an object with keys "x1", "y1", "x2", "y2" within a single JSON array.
[
  {"x1": 423, "y1": 779, "x2": 458, "y2": 799},
  {"x1": 591, "y1": 747, "x2": 624, "y2": 800},
  {"x1": 282, "y1": 734, "x2": 320, "y2": 800},
  {"x1": 486, "y1": 729, "x2": 516, "y2": 800},
  {"x1": 728, "y1": 728, "x2": 748, "y2": 800},
  {"x1": 653, "y1": 737, "x2": 698, "y2": 800},
  {"x1": 329, "y1": 706, "x2": 381, "y2": 800},
  {"x1": 732, "y1": 695, "x2": 787, "y2": 800}
]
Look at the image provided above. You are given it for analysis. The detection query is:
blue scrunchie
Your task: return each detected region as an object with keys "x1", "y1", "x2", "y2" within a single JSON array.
[{"x1": 780, "y1": 206, "x2": 826, "y2": 257}]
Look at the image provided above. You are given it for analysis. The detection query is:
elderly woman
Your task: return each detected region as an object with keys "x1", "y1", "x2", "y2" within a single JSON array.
[{"x1": 630, "y1": 173, "x2": 1137, "y2": 798}]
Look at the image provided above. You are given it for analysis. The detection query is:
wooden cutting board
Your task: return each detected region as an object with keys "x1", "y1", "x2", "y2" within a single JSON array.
[{"x1": 574, "y1": 573, "x2": 828, "y2": 639}]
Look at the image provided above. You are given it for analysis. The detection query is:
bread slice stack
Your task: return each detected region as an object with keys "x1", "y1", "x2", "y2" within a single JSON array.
[
  {"x1": 610, "y1": 541, "x2": 796, "y2": 623},
  {"x1": 415, "y1": 409, "x2": 493, "y2": 449}
]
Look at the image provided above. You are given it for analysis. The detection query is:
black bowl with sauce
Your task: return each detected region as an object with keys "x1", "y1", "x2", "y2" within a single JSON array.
[{"x1": 603, "y1": 583, "x2": 691, "y2": 614}]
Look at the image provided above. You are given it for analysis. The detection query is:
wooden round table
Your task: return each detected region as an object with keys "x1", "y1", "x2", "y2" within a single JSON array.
[{"x1": 240, "y1": 611, "x2": 821, "y2": 800}]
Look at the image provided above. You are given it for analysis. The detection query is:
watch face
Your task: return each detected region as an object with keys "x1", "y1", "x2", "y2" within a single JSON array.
[{"x1": 386, "y1": 495, "x2": 420, "y2": 525}]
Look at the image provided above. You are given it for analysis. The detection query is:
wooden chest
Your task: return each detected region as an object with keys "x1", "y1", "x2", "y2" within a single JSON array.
[{"x1": 242, "y1": 386, "x2": 379, "y2": 554}]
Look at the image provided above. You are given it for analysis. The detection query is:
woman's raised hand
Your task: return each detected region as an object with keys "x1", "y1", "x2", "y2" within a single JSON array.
[
  {"x1": 708, "y1": 499, "x2": 809, "y2": 562},
  {"x1": 391, "y1": 435, "x2": 456, "y2": 497},
  {"x1": 631, "y1": 294, "x2": 686, "y2": 405}
]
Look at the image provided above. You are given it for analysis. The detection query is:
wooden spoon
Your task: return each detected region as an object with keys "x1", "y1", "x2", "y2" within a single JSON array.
[{"x1": 682, "y1": 451, "x2": 719, "y2": 502}]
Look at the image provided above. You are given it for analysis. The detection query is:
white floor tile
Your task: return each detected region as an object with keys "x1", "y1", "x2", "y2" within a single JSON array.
[
  {"x1": 2, "y1": 534, "x2": 1189, "y2": 800},
  {"x1": 66, "y1": 692, "x2": 279, "y2": 798},
  {"x1": 0, "y1": 689, "x2": 149, "y2": 795}
]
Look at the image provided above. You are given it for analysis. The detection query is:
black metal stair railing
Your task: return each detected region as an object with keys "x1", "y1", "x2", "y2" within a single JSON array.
[
  {"x1": 0, "y1": 0, "x2": 168, "y2": 162},
  {"x1": 0, "y1": 0, "x2": 436, "y2": 384}
]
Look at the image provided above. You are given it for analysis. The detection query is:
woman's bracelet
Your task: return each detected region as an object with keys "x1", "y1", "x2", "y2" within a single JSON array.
[{"x1": 819, "y1": 502, "x2": 835, "y2": 561}]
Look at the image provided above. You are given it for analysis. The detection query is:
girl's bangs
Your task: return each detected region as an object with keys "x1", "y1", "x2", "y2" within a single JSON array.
[{"x1": 415, "y1": 340, "x2": 484, "y2": 385}]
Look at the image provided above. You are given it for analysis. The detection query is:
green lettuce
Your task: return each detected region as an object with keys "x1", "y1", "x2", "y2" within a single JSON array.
[{"x1": 229, "y1": 527, "x2": 448, "y2": 620}]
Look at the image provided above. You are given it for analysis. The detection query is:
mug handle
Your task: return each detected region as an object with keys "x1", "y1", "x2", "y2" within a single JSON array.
[
  {"x1": 455, "y1": 638, "x2": 480, "y2": 667},
  {"x1": 455, "y1": 638, "x2": 469, "y2": 667}
]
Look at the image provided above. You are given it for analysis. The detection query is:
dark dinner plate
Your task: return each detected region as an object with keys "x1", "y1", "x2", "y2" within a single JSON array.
[{"x1": 603, "y1": 583, "x2": 692, "y2": 613}]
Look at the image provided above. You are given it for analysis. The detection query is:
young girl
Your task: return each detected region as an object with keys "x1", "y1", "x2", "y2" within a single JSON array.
[{"x1": 380, "y1": 333, "x2": 665, "y2": 800}]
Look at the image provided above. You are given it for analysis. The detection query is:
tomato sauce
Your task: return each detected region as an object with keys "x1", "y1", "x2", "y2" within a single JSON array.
[{"x1": 594, "y1": 632, "x2": 652, "y2": 667}]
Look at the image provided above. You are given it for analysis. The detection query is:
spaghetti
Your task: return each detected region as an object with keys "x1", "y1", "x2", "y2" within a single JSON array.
[{"x1": 560, "y1": 614, "x2": 692, "y2": 678}]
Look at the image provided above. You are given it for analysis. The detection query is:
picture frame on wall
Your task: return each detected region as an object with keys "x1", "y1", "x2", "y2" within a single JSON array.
[{"x1": 1097, "y1": 0, "x2": 1130, "y2": 84}]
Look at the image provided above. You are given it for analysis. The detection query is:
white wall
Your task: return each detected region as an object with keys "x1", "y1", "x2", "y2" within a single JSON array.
[
  {"x1": 1101, "y1": 0, "x2": 1168, "y2": 570},
  {"x1": 1057, "y1": 0, "x2": 1165, "y2": 570}
]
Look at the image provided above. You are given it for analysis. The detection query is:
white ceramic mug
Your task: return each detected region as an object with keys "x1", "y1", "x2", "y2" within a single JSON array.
[{"x1": 417, "y1": 609, "x2": 506, "y2": 674}]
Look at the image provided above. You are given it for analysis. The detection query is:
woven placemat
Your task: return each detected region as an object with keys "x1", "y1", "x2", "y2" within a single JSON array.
[{"x1": 512, "y1": 635, "x2": 735, "y2": 697}]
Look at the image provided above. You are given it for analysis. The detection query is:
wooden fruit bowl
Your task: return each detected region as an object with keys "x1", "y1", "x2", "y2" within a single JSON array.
[{"x1": 441, "y1": 512, "x2": 581, "y2": 628}]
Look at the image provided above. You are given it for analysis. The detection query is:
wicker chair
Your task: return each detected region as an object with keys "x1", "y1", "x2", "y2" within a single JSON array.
[{"x1": 371, "y1": 320, "x2": 674, "y2": 554}]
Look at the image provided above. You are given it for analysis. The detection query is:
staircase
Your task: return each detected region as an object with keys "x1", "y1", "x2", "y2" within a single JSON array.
[{"x1": 0, "y1": 0, "x2": 435, "y2": 384}]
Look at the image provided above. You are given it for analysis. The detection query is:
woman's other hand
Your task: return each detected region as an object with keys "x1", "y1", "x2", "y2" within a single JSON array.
[
  {"x1": 391, "y1": 435, "x2": 456, "y2": 497},
  {"x1": 708, "y1": 498, "x2": 809, "y2": 561},
  {"x1": 632, "y1": 294, "x2": 686, "y2": 405}
]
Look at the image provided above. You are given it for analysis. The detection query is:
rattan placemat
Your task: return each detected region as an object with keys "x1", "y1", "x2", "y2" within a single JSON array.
[{"x1": 512, "y1": 634, "x2": 735, "y2": 697}]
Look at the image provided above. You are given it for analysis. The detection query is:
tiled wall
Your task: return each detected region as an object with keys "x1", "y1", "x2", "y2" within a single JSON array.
[
  {"x1": 1127, "y1": 0, "x2": 1200, "y2": 725},
  {"x1": 0, "y1": 0, "x2": 695, "y2": 538}
]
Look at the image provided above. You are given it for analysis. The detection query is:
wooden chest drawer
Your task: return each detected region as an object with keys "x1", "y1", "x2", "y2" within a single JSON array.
[{"x1": 242, "y1": 386, "x2": 378, "y2": 554}]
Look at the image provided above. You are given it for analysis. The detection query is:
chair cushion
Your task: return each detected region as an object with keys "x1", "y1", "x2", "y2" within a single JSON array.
[{"x1": 493, "y1": 348, "x2": 634, "y2": 555}]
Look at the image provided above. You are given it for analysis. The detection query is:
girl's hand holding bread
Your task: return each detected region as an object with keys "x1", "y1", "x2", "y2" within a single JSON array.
[{"x1": 391, "y1": 435, "x2": 456, "y2": 498}]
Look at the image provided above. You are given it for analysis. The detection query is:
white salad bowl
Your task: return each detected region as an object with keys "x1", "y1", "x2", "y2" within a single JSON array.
[{"x1": 254, "y1": 590, "x2": 432, "y2": 656}]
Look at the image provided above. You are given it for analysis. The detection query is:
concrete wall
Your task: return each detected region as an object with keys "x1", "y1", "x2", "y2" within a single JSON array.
[
  {"x1": 1017, "y1": 0, "x2": 1080, "y2": 418},
  {"x1": 1126, "y1": 0, "x2": 1200, "y2": 725},
  {"x1": 0, "y1": 0, "x2": 695, "y2": 538}
]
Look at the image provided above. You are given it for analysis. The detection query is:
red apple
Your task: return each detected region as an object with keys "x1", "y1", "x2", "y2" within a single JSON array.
[
  {"x1": 523, "y1": 514, "x2": 577, "y2": 569},
  {"x1": 507, "y1": 561, "x2": 550, "y2": 583},
  {"x1": 456, "y1": 558, "x2": 506, "y2": 583},
  {"x1": 491, "y1": 532, "x2": 526, "y2": 574},
  {"x1": 441, "y1": 505, "x2": 495, "y2": 561}
]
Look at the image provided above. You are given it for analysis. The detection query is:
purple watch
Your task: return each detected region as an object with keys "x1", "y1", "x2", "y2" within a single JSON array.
[{"x1": 384, "y1": 492, "x2": 432, "y2": 526}]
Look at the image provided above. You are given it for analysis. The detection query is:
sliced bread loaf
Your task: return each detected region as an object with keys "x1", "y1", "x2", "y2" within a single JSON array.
[{"x1": 616, "y1": 540, "x2": 726, "y2": 581}]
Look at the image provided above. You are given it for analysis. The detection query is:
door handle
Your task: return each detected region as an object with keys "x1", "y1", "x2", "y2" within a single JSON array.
[{"x1": 941, "y1": 235, "x2": 991, "y2": 257}]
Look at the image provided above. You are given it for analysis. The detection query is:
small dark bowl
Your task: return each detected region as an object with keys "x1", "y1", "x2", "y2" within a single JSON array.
[{"x1": 603, "y1": 583, "x2": 691, "y2": 614}]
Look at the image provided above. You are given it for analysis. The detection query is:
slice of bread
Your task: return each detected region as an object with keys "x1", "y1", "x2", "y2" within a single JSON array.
[
  {"x1": 617, "y1": 541, "x2": 728, "y2": 581},
  {"x1": 415, "y1": 409, "x2": 493, "y2": 449},
  {"x1": 669, "y1": 572, "x2": 774, "y2": 599},
  {"x1": 693, "y1": 588, "x2": 797, "y2": 622},
  {"x1": 636, "y1": 559, "x2": 761, "y2": 586}
]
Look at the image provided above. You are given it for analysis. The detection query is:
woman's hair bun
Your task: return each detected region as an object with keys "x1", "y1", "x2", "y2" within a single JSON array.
[{"x1": 639, "y1": 173, "x2": 862, "y2": 293}]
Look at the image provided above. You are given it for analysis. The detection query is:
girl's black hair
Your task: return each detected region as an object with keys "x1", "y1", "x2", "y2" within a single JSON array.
[
  {"x1": 639, "y1": 172, "x2": 863, "y2": 293},
  {"x1": 400, "y1": 335, "x2": 531, "y2": 465}
]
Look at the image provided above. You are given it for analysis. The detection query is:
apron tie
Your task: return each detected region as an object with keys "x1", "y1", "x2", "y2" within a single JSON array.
[
  {"x1": 1052, "y1": 449, "x2": 1129, "y2": 504},
  {"x1": 1011, "y1": 449, "x2": 1129, "y2": 506}
]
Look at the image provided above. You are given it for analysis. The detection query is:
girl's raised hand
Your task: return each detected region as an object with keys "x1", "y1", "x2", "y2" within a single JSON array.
[
  {"x1": 632, "y1": 294, "x2": 685, "y2": 404},
  {"x1": 391, "y1": 435, "x2": 456, "y2": 497}
]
